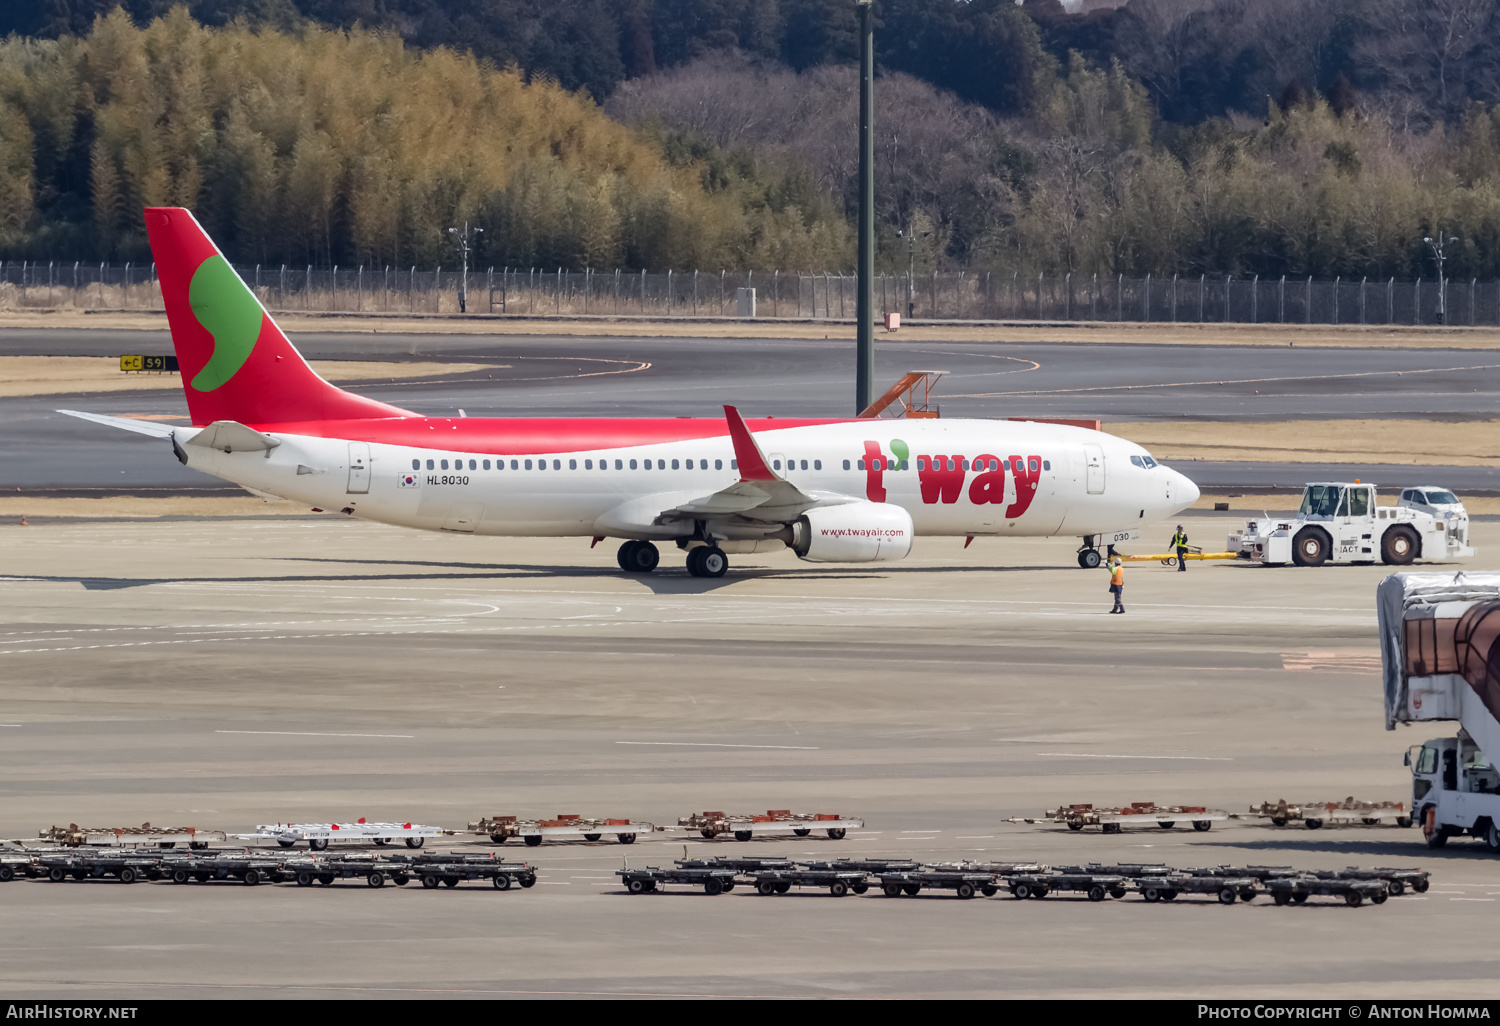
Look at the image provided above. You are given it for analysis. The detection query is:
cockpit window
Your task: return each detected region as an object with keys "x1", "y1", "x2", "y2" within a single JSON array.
[
  {"x1": 1427, "y1": 490, "x2": 1458, "y2": 505},
  {"x1": 1130, "y1": 455, "x2": 1144, "y2": 468},
  {"x1": 1143, "y1": 456, "x2": 1157, "y2": 468},
  {"x1": 1300, "y1": 485, "x2": 1342, "y2": 517}
]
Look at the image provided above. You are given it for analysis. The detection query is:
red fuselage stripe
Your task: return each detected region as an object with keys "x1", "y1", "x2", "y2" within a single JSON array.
[{"x1": 241, "y1": 416, "x2": 855, "y2": 454}]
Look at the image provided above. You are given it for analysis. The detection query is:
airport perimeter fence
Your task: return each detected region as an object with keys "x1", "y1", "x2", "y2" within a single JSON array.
[{"x1": 3, "y1": 260, "x2": 1500, "y2": 327}]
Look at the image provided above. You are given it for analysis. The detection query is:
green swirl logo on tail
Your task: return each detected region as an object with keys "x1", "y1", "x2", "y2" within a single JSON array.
[{"x1": 188, "y1": 255, "x2": 264, "y2": 392}]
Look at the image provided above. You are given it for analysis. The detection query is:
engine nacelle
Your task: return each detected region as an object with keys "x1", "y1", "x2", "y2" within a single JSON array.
[{"x1": 789, "y1": 502, "x2": 914, "y2": 563}]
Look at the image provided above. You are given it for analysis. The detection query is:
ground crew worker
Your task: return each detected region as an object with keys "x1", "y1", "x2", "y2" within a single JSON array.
[
  {"x1": 1108, "y1": 556, "x2": 1125, "y2": 614},
  {"x1": 1170, "y1": 524, "x2": 1190, "y2": 572}
]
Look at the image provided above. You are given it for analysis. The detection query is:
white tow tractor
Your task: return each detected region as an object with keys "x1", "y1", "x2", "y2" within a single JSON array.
[
  {"x1": 1228, "y1": 482, "x2": 1473, "y2": 566},
  {"x1": 1378, "y1": 572, "x2": 1500, "y2": 851}
]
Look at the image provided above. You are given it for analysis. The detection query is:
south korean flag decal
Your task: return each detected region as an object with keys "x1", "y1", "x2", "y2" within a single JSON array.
[{"x1": 398, "y1": 472, "x2": 420, "y2": 488}]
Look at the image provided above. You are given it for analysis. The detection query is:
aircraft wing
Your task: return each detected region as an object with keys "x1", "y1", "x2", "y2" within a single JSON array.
[
  {"x1": 656, "y1": 406, "x2": 853, "y2": 524},
  {"x1": 595, "y1": 406, "x2": 858, "y2": 534}
]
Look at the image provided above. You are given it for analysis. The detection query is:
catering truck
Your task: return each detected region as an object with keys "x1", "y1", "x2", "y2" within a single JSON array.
[
  {"x1": 1377, "y1": 571, "x2": 1500, "y2": 851},
  {"x1": 1230, "y1": 482, "x2": 1473, "y2": 566}
]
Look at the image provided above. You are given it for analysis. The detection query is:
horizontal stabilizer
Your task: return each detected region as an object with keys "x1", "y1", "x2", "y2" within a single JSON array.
[{"x1": 56, "y1": 409, "x2": 182, "y2": 439}]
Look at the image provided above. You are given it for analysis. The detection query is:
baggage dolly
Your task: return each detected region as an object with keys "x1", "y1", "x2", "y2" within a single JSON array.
[
  {"x1": 743, "y1": 867, "x2": 870, "y2": 896},
  {"x1": 0, "y1": 853, "x2": 31, "y2": 882},
  {"x1": 1010, "y1": 803, "x2": 1226, "y2": 833},
  {"x1": 38, "y1": 823, "x2": 224, "y2": 849},
  {"x1": 1302, "y1": 866, "x2": 1430, "y2": 896},
  {"x1": 1242, "y1": 798, "x2": 1412, "y2": 829},
  {"x1": 874, "y1": 869, "x2": 1000, "y2": 899},
  {"x1": 677, "y1": 810, "x2": 863, "y2": 841},
  {"x1": 468, "y1": 814, "x2": 650, "y2": 846},
  {"x1": 1264, "y1": 876, "x2": 1388, "y2": 907},
  {"x1": 277, "y1": 852, "x2": 416, "y2": 888},
  {"x1": 617, "y1": 865, "x2": 738, "y2": 894},
  {"x1": 676, "y1": 856, "x2": 795, "y2": 873},
  {"x1": 800, "y1": 857, "x2": 921, "y2": 873},
  {"x1": 34, "y1": 850, "x2": 165, "y2": 884},
  {"x1": 237, "y1": 819, "x2": 443, "y2": 850},
  {"x1": 159, "y1": 850, "x2": 289, "y2": 885},
  {"x1": 1132, "y1": 874, "x2": 1261, "y2": 904},
  {"x1": 396, "y1": 853, "x2": 537, "y2": 890},
  {"x1": 1006, "y1": 871, "x2": 1129, "y2": 901}
]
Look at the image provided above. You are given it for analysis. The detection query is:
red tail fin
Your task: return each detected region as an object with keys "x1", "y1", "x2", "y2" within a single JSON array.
[{"x1": 143, "y1": 208, "x2": 411, "y2": 426}]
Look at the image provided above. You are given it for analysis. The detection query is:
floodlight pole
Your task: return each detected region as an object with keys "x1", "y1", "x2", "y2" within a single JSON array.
[
  {"x1": 448, "y1": 221, "x2": 482, "y2": 313},
  {"x1": 855, "y1": 0, "x2": 875, "y2": 414}
]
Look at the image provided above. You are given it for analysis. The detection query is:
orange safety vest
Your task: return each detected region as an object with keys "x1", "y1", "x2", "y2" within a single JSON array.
[{"x1": 1110, "y1": 565, "x2": 1125, "y2": 586}]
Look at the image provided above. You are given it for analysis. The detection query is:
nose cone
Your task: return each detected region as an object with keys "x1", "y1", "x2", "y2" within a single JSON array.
[{"x1": 1175, "y1": 470, "x2": 1200, "y2": 510}]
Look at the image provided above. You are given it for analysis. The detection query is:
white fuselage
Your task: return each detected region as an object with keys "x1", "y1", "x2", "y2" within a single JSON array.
[{"x1": 179, "y1": 418, "x2": 1198, "y2": 542}]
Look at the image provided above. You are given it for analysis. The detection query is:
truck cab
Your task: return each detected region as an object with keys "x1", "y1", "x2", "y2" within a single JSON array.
[{"x1": 1408, "y1": 732, "x2": 1500, "y2": 851}]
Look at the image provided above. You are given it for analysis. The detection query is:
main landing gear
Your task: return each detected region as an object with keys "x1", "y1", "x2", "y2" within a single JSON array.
[{"x1": 616, "y1": 540, "x2": 729, "y2": 578}]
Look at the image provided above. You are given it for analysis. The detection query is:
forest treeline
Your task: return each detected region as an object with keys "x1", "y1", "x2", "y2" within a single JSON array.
[
  {"x1": 2, "y1": 3, "x2": 1500, "y2": 276},
  {"x1": 0, "y1": 9, "x2": 849, "y2": 267}
]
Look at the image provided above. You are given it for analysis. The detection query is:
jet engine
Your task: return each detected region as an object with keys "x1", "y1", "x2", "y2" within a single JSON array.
[{"x1": 784, "y1": 502, "x2": 914, "y2": 563}]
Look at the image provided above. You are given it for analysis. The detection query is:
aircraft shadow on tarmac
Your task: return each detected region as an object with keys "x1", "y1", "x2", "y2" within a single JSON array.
[{"x1": 1191, "y1": 837, "x2": 1491, "y2": 860}]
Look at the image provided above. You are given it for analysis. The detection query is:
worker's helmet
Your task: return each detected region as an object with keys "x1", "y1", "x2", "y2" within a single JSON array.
[
  {"x1": 1176, "y1": 523, "x2": 1183, "y2": 530},
  {"x1": 1110, "y1": 556, "x2": 1122, "y2": 567}
]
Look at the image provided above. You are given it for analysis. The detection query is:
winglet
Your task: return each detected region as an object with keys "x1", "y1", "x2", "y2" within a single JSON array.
[{"x1": 723, "y1": 405, "x2": 777, "y2": 482}]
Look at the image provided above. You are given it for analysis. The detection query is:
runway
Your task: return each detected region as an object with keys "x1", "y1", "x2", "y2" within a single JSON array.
[
  {"x1": 3, "y1": 328, "x2": 1498, "y2": 494},
  {"x1": 0, "y1": 517, "x2": 1496, "y2": 997}
]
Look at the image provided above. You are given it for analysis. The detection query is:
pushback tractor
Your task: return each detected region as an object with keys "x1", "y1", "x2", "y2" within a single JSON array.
[{"x1": 1230, "y1": 483, "x2": 1473, "y2": 566}]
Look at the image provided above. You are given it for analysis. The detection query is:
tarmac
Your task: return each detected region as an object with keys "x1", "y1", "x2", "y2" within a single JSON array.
[{"x1": 1, "y1": 516, "x2": 1497, "y2": 998}]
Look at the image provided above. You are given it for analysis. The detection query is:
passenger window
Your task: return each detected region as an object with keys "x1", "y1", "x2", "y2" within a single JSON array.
[
  {"x1": 469, "y1": 460, "x2": 477, "y2": 470},
  {"x1": 1043, "y1": 460, "x2": 1051, "y2": 471},
  {"x1": 857, "y1": 459, "x2": 865, "y2": 470},
  {"x1": 569, "y1": 459, "x2": 577, "y2": 470},
  {"x1": 899, "y1": 460, "x2": 908, "y2": 470},
  {"x1": 715, "y1": 459, "x2": 723, "y2": 470},
  {"x1": 629, "y1": 459, "x2": 637, "y2": 469},
  {"x1": 800, "y1": 460, "x2": 808, "y2": 470},
  {"x1": 615, "y1": 459, "x2": 623, "y2": 470},
  {"x1": 844, "y1": 460, "x2": 852, "y2": 470},
  {"x1": 524, "y1": 459, "x2": 532, "y2": 470},
  {"x1": 426, "y1": 459, "x2": 434, "y2": 470},
  {"x1": 585, "y1": 459, "x2": 592, "y2": 470},
  {"x1": 1012, "y1": 458, "x2": 1022, "y2": 471},
  {"x1": 684, "y1": 459, "x2": 693, "y2": 469},
  {"x1": 731, "y1": 459, "x2": 738, "y2": 470},
  {"x1": 1029, "y1": 459, "x2": 1039, "y2": 472},
  {"x1": 814, "y1": 460, "x2": 822, "y2": 470},
  {"x1": 411, "y1": 459, "x2": 420, "y2": 470},
  {"x1": 510, "y1": 460, "x2": 518, "y2": 470},
  {"x1": 916, "y1": 458, "x2": 926, "y2": 470},
  {"x1": 671, "y1": 459, "x2": 679, "y2": 470},
  {"x1": 483, "y1": 460, "x2": 491, "y2": 470},
  {"x1": 440, "y1": 459, "x2": 449, "y2": 470},
  {"x1": 773, "y1": 460, "x2": 781, "y2": 470},
  {"x1": 960, "y1": 459, "x2": 969, "y2": 471},
  {"x1": 553, "y1": 459, "x2": 560, "y2": 470}
]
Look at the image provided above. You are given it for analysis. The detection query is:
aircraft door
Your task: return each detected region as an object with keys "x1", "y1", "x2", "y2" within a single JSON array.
[
  {"x1": 1083, "y1": 444, "x2": 1105, "y2": 494},
  {"x1": 347, "y1": 442, "x2": 370, "y2": 494}
]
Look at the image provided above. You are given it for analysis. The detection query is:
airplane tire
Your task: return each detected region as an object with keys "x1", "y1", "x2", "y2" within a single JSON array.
[
  {"x1": 1382, "y1": 526, "x2": 1419, "y2": 566},
  {"x1": 1078, "y1": 549, "x2": 1101, "y2": 569},
  {"x1": 698, "y1": 547, "x2": 727, "y2": 578},
  {"x1": 1291, "y1": 527, "x2": 1330, "y2": 566},
  {"x1": 619, "y1": 540, "x2": 659, "y2": 573},
  {"x1": 1484, "y1": 820, "x2": 1500, "y2": 853}
]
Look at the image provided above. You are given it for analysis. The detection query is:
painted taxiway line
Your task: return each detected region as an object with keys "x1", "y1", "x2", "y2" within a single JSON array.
[
  {"x1": 1036, "y1": 752, "x2": 1233, "y2": 761},
  {"x1": 215, "y1": 730, "x2": 415, "y2": 739},
  {"x1": 615, "y1": 741, "x2": 820, "y2": 750}
]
